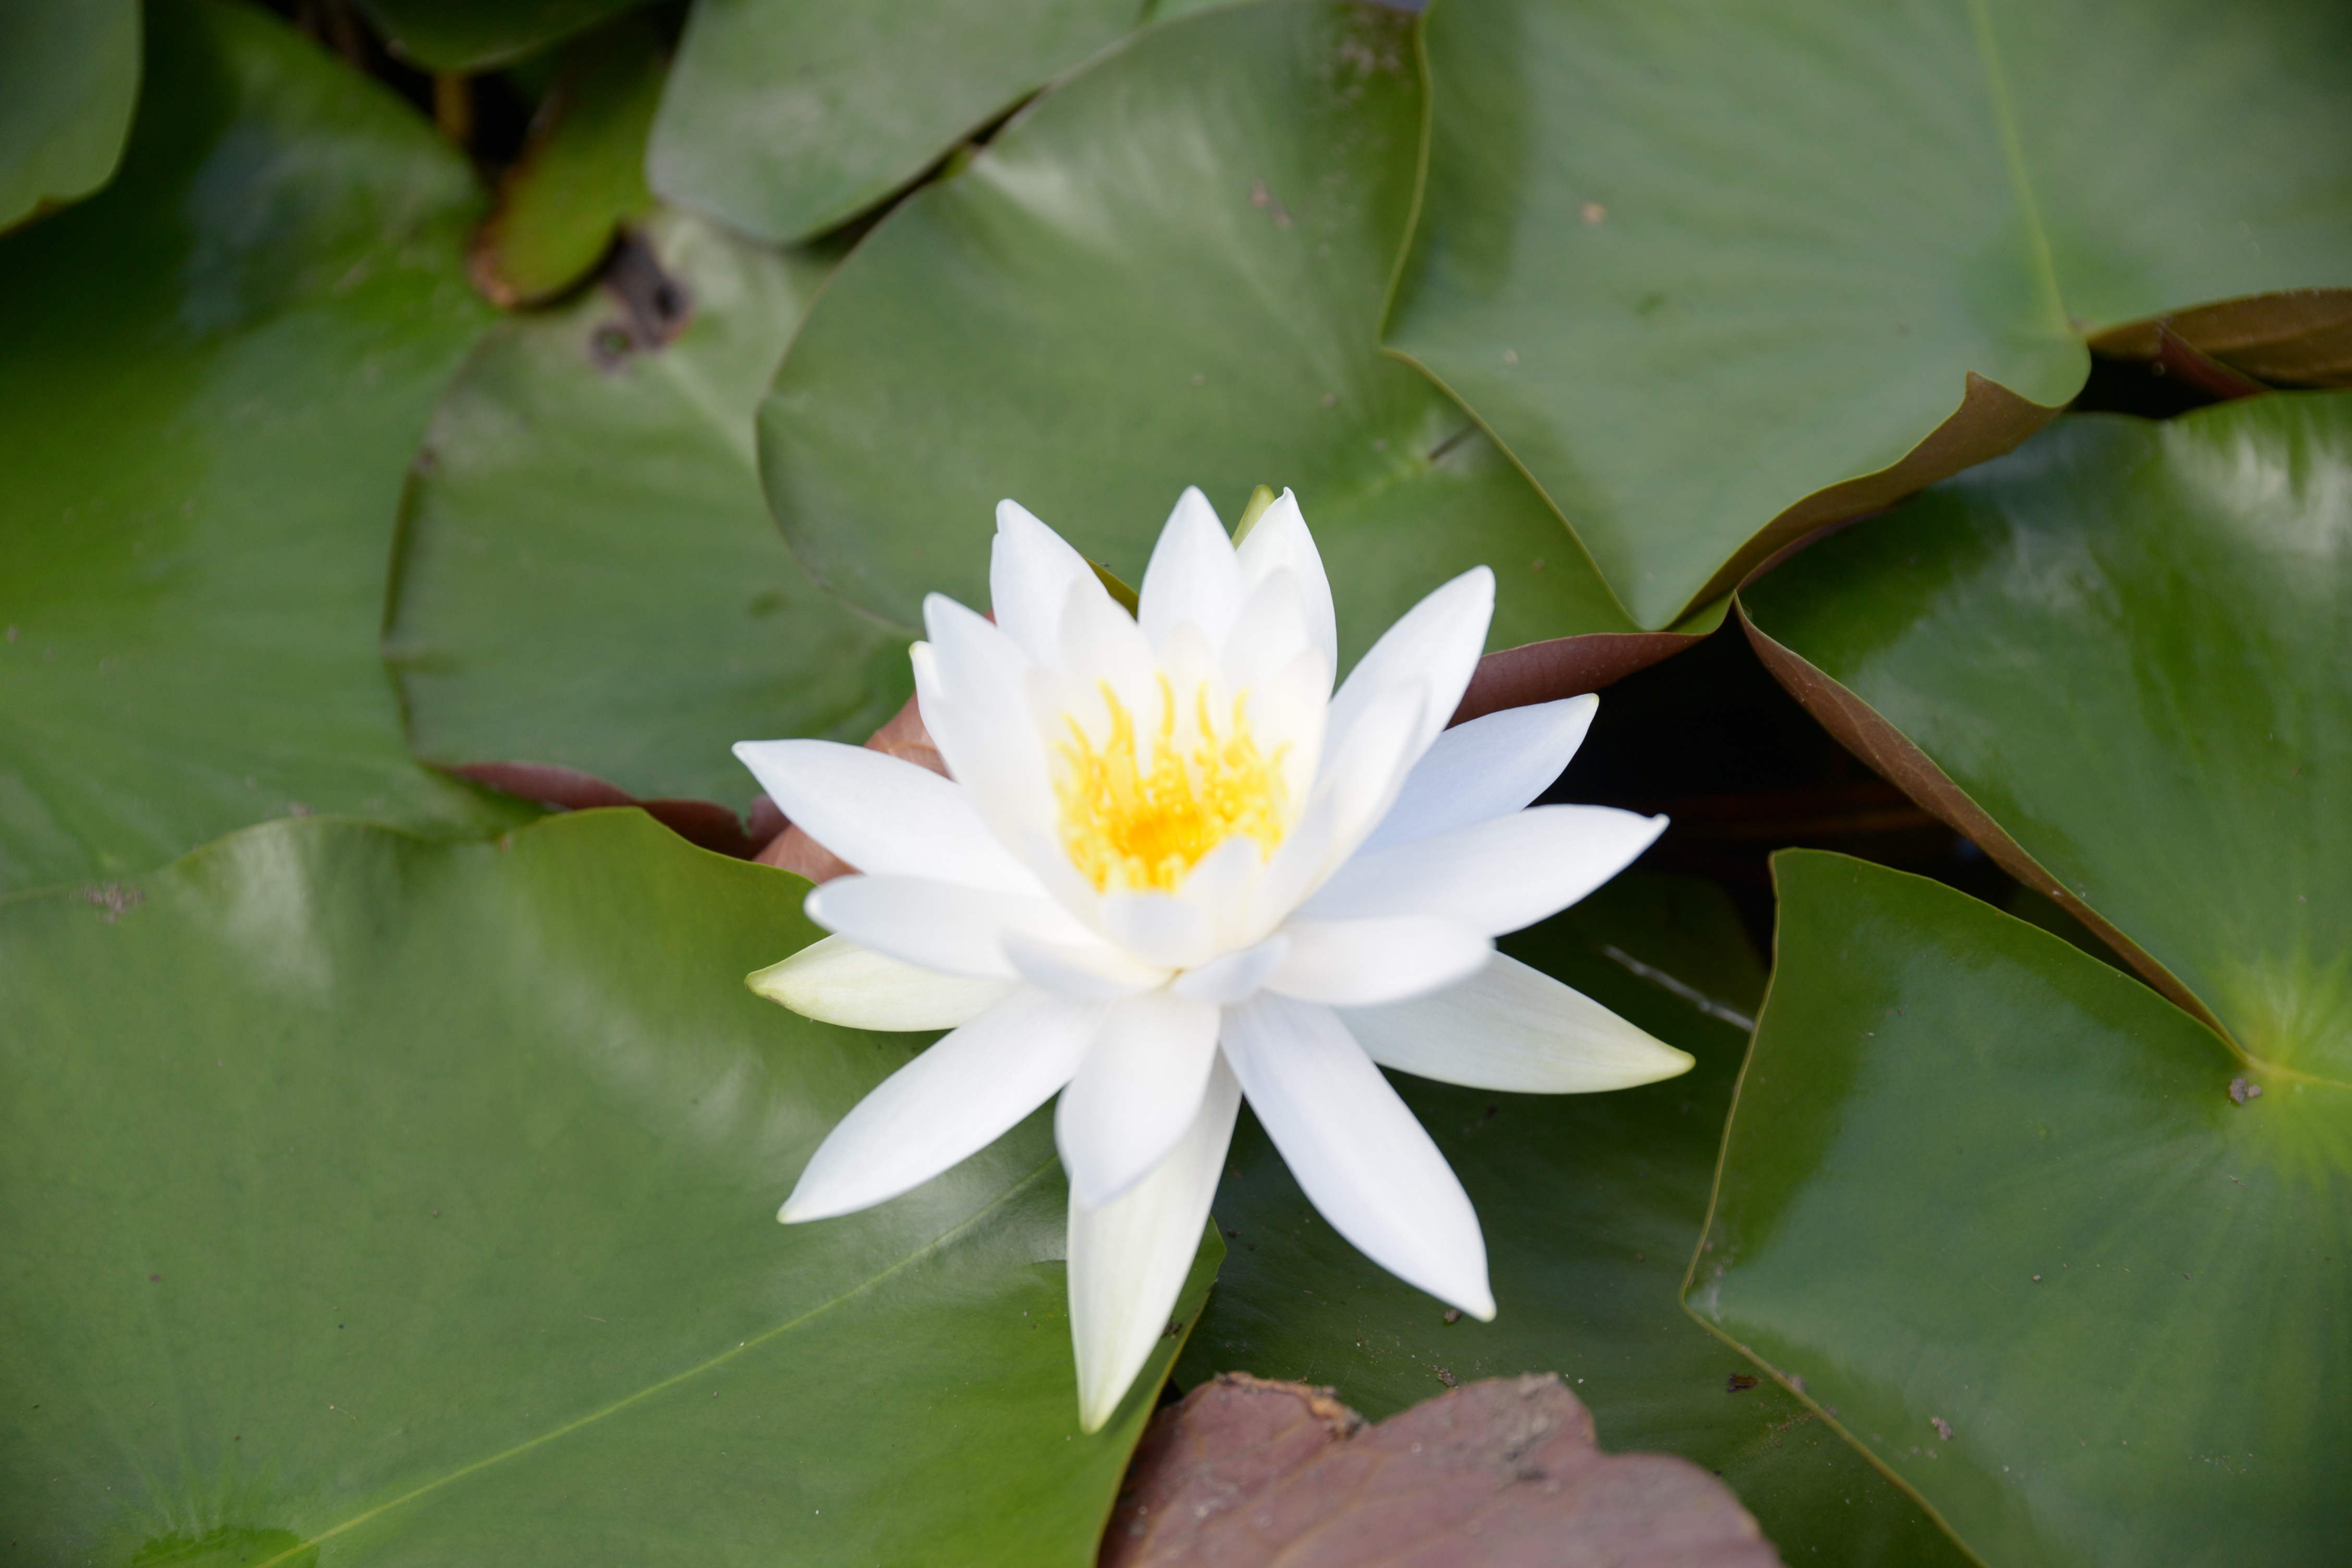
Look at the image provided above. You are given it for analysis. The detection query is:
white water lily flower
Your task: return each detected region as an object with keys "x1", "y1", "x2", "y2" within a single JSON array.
[{"x1": 735, "y1": 488, "x2": 1690, "y2": 1431}]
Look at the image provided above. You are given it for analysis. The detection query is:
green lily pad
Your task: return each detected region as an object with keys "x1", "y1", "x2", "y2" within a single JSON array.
[
  {"x1": 1178, "y1": 873, "x2": 1971, "y2": 1566},
  {"x1": 763, "y1": 1, "x2": 1657, "y2": 671},
  {"x1": 1383, "y1": 0, "x2": 2352, "y2": 628},
  {"x1": 647, "y1": 0, "x2": 1136, "y2": 246},
  {"x1": 468, "y1": 14, "x2": 665, "y2": 308},
  {"x1": 1695, "y1": 851, "x2": 2352, "y2": 1564},
  {"x1": 351, "y1": 0, "x2": 644, "y2": 71},
  {"x1": 0, "y1": 808, "x2": 1211, "y2": 1562},
  {"x1": 387, "y1": 209, "x2": 910, "y2": 823},
  {"x1": 1741, "y1": 393, "x2": 2351, "y2": 1078},
  {"x1": 0, "y1": 0, "x2": 535, "y2": 897},
  {"x1": 0, "y1": 0, "x2": 139, "y2": 230}
]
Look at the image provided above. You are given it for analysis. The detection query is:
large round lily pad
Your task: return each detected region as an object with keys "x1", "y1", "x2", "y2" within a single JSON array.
[
  {"x1": 1741, "y1": 393, "x2": 2350, "y2": 1079},
  {"x1": 0, "y1": 0, "x2": 534, "y2": 897},
  {"x1": 1180, "y1": 872, "x2": 1973, "y2": 1566},
  {"x1": 1695, "y1": 851, "x2": 2352, "y2": 1565},
  {"x1": 762, "y1": 1, "x2": 1659, "y2": 670},
  {"x1": 387, "y1": 209, "x2": 908, "y2": 817},
  {"x1": 0, "y1": 808, "x2": 1211, "y2": 1562},
  {"x1": 1384, "y1": 0, "x2": 2352, "y2": 627}
]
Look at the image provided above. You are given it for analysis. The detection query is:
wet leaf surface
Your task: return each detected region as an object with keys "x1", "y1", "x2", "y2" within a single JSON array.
[
  {"x1": 1384, "y1": 0, "x2": 2352, "y2": 627},
  {"x1": 387, "y1": 211, "x2": 909, "y2": 817},
  {"x1": 0, "y1": 0, "x2": 536, "y2": 897},
  {"x1": 1741, "y1": 393, "x2": 2351, "y2": 1077},
  {"x1": 0, "y1": 810, "x2": 1210, "y2": 1563},
  {"x1": 0, "y1": 0, "x2": 139, "y2": 229},
  {"x1": 649, "y1": 0, "x2": 1136, "y2": 244},
  {"x1": 1104, "y1": 1373, "x2": 1777, "y2": 1567},
  {"x1": 762, "y1": 2, "x2": 1664, "y2": 670},
  {"x1": 1696, "y1": 852, "x2": 2352, "y2": 1565}
]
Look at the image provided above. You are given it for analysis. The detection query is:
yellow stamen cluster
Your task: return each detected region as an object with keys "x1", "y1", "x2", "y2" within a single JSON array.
[{"x1": 1057, "y1": 675, "x2": 1288, "y2": 893}]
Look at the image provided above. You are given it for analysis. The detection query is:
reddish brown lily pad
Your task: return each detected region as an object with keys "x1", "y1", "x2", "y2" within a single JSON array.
[{"x1": 1100, "y1": 1372, "x2": 1779, "y2": 1568}]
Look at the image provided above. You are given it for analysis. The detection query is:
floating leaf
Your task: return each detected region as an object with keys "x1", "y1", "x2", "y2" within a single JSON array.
[
  {"x1": 1104, "y1": 1373, "x2": 1775, "y2": 1567},
  {"x1": 1694, "y1": 851, "x2": 2351, "y2": 1564},
  {"x1": 1741, "y1": 393, "x2": 2350, "y2": 1076},
  {"x1": 388, "y1": 210, "x2": 910, "y2": 825},
  {"x1": 0, "y1": 0, "x2": 533, "y2": 897},
  {"x1": 0, "y1": 809, "x2": 1210, "y2": 1561},
  {"x1": 1384, "y1": 0, "x2": 2352, "y2": 627},
  {"x1": 1180, "y1": 873, "x2": 1972, "y2": 1566},
  {"x1": 762, "y1": 1, "x2": 1683, "y2": 683},
  {"x1": 469, "y1": 14, "x2": 664, "y2": 307},
  {"x1": 647, "y1": 0, "x2": 1135, "y2": 245},
  {"x1": 0, "y1": 0, "x2": 139, "y2": 230},
  {"x1": 351, "y1": 0, "x2": 643, "y2": 71}
]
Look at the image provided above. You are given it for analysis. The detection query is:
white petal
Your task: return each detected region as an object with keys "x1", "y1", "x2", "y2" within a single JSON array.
[
  {"x1": 918, "y1": 595, "x2": 1045, "y2": 782},
  {"x1": 1005, "y1": 934, "x2": 1171, "y2": 999},
  {"x1": 1246, "y1": 644, "x2": 1332, "y2": 820},
  {"x1": 1056, "y1": 990, "x2": 1223, "y2": 1208},
  {"x1": 1326, "y1": 566, "x2": 1493, "y2": 767},
  {"x1": 1244, "y1": 785, "x2": 1337, "y2": 945},
  {"x1": 1268, "y1": 916, "x2": 1493, "y2": 1006},
  {"x1": 1169, "y1": 934, "x2": 1290, "y2": 1005},
  {"x1": 1339, "y1": 953, "x2": 1694, "y2": 1093},
  {"x1": 1099, "y1": 891, "x2": 1216, "y2": 970},
  {"x1": 1248, "y1": 676, "x2": 1424, "y2": 936},
  {"x1": 732, "y1": 739, "x2": 1038, "y2": 893},
  {"x1": 1172, "y1": 832, "x2": 1267, "y2": 951},
  {"x1": 1303, "y1": 805, "x2": 1668, "y2": 937},
  {"x1": 911, "y1": 641, "x2": 1055, "y2": 854},
  {"x1": 1218, "y1": 569, "x2": 1315, "y2": 697},
  {"x1": 1221, "y1": 997, "x2": 1492, "y2": 1318},
  {"x1": 991, "y1": 498, "x2": 1101, "y2": 666},
  {"x1": 922, "y1": 590, "x2": 1034, "y2": 694},
  {"x1": 1054, "y1": 575, "x2": 1160, "y2": 707},
  {"x1": 747, "y1": 935, "x2": 1017, "y2": 1031},
  {"x1": 1234, "y1": 489, "x2": 1337, "y2": 679},
  {"x1": 780, "y1": 987, "x2": 1103, "y2": 1222},
  {"x1": 1359, "y1": 694, "x2": 1599, "y2": 854},
  {"x1": 1069, "y1": 1058, "x2": 1240, "y2": 1432},
  {"x1": 1138, "y1": 486, "x2": 1244, "y2": 652},
  {"x1": 807, "y1": 875, "x2": 1094, "y2": 979}
]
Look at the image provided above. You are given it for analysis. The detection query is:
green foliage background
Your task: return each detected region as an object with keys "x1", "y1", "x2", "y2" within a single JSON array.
[{"x1": 2, "y1": 0, "x2": 2345, "y2": 1562}]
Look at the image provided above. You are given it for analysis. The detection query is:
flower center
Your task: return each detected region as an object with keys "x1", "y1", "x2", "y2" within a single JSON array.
[{"x1": 1056, "y1": 675, "x2": 1288, "y2": 894}]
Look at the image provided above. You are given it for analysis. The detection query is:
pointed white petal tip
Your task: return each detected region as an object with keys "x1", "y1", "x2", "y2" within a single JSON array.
[{"x1": 745, "y1": 937, "x2": 1015, "y2": 1031}]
